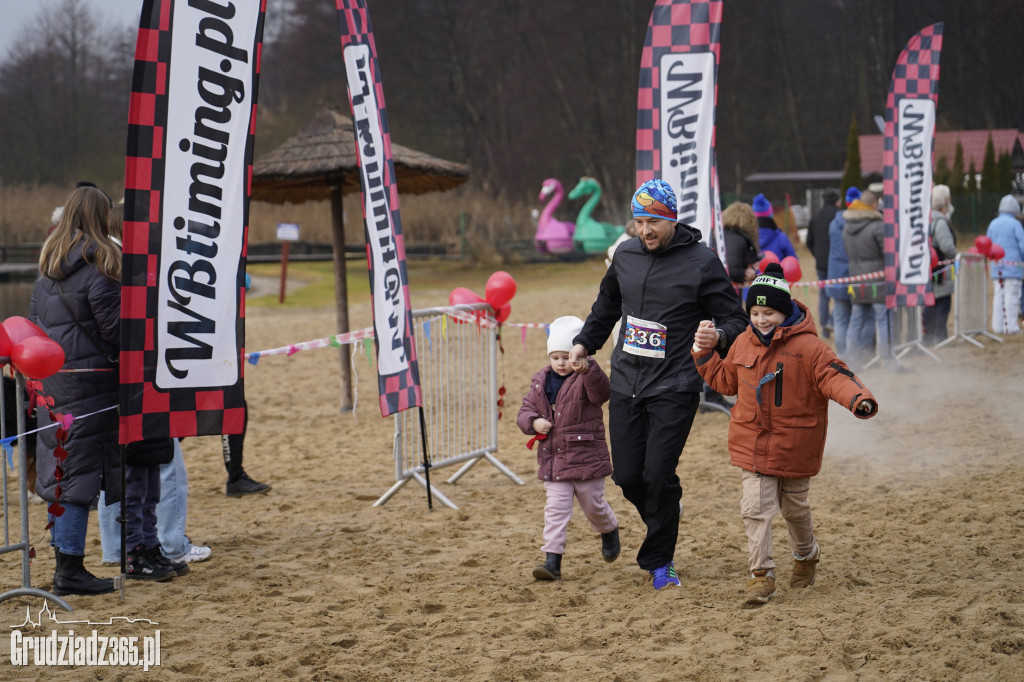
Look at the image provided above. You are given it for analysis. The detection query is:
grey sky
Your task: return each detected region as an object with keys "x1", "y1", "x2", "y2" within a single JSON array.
[{"x1": 0, "y1": 0, "x2": 142, "y2": 59}]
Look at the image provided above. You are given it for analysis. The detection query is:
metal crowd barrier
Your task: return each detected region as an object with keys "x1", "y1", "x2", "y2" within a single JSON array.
[
  {"x1": 936, "y1": 253, "x2": 1003, "y2": 349},
  {"x1": 374, "y1": 304, "x2": 523, "y2": 509},
  {"x1": 0, "y1": 371, "x2": 73, "y2": 612}
]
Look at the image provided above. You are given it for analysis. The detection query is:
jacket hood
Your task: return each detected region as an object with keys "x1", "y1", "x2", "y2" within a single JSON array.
[
  {"x1": 52, "y1": 241, "x2": 92, "y2": 281},
  {"x1": 842, "y1": 208, "x2": 882, "y2": 235}
]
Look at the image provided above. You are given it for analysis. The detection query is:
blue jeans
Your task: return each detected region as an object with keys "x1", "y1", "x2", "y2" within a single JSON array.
[
  {"x1": 816, "y1": 267, "x2": 831, "y2": 334},
  {"x1": 830, "y1": 299, "x2": 851, "y2": 356},
  {"x1": 99, "y1": 439, "x2": 192, "y2": 562},
  {"x1": 51, "y1": 501, "x2": 90, "y2": 556},
  {"x1": 847, "y1": 302, "x2": 891, "y2": 368}
]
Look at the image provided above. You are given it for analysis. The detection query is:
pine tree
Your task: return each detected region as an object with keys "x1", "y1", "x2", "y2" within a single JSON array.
[
  {"x1": 933, "y1": 156, "x2": 951, "y2": 187},
  {"x1": 840, "y1": 114, "x2": 863, "y2": 195},
  {"x1": 997, "y1": 151, "x2": 1013, "y2": 193},
  {"x1": 980, "y1": 133, "x2": 998, "y2": 192},
  {"x1": 950, "y1": 141, "x2": 966, "y2": 194}
]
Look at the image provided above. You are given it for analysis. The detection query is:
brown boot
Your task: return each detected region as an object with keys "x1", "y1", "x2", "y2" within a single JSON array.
[
  {"x1": 791, "y1": 543, "x2": 820, "y2": 588},
  {"x1": 745, "y1": 569, "x2": 776, "y2": 604}
]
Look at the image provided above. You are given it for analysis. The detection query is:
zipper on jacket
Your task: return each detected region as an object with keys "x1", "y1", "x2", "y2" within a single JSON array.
[
  {"x1": 774, "y1": 362, "x2": 784, "y2": 407},
  {"x1": 631, "y1": 256, "x2": 658, "y2": 397}
]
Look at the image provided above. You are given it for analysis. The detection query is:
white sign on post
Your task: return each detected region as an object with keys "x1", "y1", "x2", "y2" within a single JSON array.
[{"x1": 276, "y1": 222, "x2": 300, "y2": 241}]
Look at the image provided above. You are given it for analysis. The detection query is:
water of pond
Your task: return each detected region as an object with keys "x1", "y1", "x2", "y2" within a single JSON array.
[{"x1": 0, "y1": 281, "x2": 34, "y2": 320}]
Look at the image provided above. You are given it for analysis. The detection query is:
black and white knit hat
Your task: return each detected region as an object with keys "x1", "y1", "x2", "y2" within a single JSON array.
[{"x1": 746, "y1": 263, "x2": 792, "y2": 314}]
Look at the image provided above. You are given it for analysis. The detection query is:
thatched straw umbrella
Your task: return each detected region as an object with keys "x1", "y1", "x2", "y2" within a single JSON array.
[{"x1": 252, "y1": 102, "x2": 469, "y2": 411}]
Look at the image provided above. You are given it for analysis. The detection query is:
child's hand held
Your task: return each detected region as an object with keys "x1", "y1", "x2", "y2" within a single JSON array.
[{"x1": 693, "y1": 320, "x2": 718, "y2": 352}]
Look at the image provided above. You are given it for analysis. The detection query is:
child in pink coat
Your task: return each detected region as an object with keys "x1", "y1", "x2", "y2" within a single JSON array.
[{"x1": 517, "y1": 316, "x2": 620, "y2": 581}]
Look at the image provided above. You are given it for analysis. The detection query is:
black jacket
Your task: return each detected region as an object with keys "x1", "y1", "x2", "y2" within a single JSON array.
[
  {"x1": 723, "y1": 227, "x2": 759, "y2": 285},
  {"x1": 31, "y1": 241, "x2": 121, "y2": 506},
  {"x1": 574, "y1": 223, "x2": 748, "y2": 397},
  {"x1": 807, "y1": 204, "x2": 840, "y2": 268}
]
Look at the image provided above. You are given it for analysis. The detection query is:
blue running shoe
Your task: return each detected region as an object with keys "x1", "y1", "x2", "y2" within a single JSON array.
[{"x1": 650, "y1": 562, "x2": 680, "y2": 590}]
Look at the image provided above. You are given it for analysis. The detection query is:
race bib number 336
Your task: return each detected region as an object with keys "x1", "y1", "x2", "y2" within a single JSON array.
[{"x1": 622, "y1": 315, "x2": 667, "y2": 358}]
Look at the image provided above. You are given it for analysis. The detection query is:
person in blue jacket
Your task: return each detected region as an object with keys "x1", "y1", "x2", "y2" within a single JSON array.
[
  {"x1": 753, "y1": 193, "x2": 797, "y2": 261},
  {"x1": 987, "y1": 194, "x2": 1024, "y2": 334},
  {"x1": 825, "y1": 187, "x2": 861, "y2": 357}
]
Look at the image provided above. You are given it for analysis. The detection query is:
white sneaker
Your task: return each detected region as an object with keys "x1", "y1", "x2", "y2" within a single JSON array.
[{"x1": 176, "y1": 545, "x2": 211, "y2": 563}]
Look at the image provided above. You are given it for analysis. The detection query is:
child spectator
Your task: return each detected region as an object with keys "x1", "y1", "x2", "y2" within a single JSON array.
[
  {"x1": 517, "y1": 316, "x2": 620, "y2": 581},
  {"x1": 753, "y1": 193, "x2": 797, "y2": 261},
  {"x1": 691, "y1": 263, "x2": 878, "y2": 605}
]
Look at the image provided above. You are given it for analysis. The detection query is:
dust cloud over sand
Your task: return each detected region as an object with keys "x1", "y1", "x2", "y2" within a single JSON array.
[{"x1": 2, "y1": 259, "x2": 1022, "y2": 680}]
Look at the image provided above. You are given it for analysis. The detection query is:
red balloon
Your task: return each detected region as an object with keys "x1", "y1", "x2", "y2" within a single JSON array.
[
  {"x1": 988, "y1": 243, "x2": 1006, "y2": 261},
  {"x1": 11, "y1": 336, "x2": 65, "y2": 379},
  {"x1": 974, "y1": 235, "x2": 992, "y2": 255},
  {"x1": 780, "y1": 255, "x2": 802, "y2": 283},
  {"x1": 0, "y1": 323, "x2": 11, "y2": 364},
  {"x1": 758, "y1": 251, "x2": 781, "y2": 273},
  {"x1": 494, "y1": 303, "x2": 511, "y2": 324},
  {"x1": 484, "y1": 271, "x2": 517, "y2": 309},
  {"x1": 930, "y1": 246, "x2": 939, "y2": 269},
  {"x1": 2, "y1": 316, "x2": 47, "y2": 345},
  {"x1": 448, "y1": 287, "x2": 485, "y2": 306}
]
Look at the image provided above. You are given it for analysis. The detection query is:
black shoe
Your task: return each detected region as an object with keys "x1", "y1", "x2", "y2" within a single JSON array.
[
  {"x1": 126, "y1": 545, "x2": 175, "y2": 582},
  {"x1": 601, "y1": 528, "x2": 620, "y2": 562},
  {"x1": 226, "y1": 473, "x2": 271, "y2": 497},
  {"x1": 146, "y1": 545, "x2": 190, "y2": 577},
  {"x1": 532, "y1": 552, "x2": 562, "y2": 581},
  {"x1": 53, "y1": 550, "x2": 114, "y2": 596}
]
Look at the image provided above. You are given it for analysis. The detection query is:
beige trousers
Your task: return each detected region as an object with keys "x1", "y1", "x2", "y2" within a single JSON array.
[{"x1": 740, "y1": 469, "x2": 816, "y2": 573}]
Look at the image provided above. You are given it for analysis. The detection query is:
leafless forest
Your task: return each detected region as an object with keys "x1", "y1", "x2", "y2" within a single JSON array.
[{"x1": 0, "y1": 0, "x2": 1021, "y2": 236}]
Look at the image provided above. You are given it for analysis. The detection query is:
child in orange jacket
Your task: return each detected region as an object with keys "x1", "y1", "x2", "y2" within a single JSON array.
[{"x1": 691, "y1": 263, "x2": 878, "y2": 605}]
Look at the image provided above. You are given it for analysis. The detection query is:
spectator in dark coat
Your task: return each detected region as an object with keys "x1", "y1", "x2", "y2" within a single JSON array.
[
  {"x1": 806, "y1": 189, "x2": 841, "y2": 337},
  {"x1": 32, "y1": 186, "x2": 120, "y2": 596},
  {"x1": 721, "y1": 201, "x2": 761, "y2": 299}
]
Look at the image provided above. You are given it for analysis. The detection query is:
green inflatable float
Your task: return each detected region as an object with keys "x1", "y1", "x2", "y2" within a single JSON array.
[{"x1": 568, "y1": 177, "x2": 625, "y2": 255}]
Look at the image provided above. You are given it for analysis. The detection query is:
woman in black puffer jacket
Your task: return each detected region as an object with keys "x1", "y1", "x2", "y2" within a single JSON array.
[{"x1": 32, "y1": 186, "x2": 121, "y2": 596}]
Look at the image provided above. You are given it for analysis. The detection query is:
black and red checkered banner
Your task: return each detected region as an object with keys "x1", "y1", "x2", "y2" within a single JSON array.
[
  {"x1": 882, "y1": 23, "x2": 944, "y2": 309},
  {"x1": 636, "y1": 0, "x2": 725, "y2": 261},
  {"x1": 336, "y1": 0, "x2": 422, "y2": 417},
  {"x1": 119, "y1": 0, "x2": 265, "y2": 443}
]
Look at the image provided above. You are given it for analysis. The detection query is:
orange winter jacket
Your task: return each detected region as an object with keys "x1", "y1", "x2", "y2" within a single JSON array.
[{"x1": 692, "y1": 301, "x2": 876, "y2": 478}]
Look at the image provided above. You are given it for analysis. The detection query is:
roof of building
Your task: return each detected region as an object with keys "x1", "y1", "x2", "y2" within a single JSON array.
[
  {"x1": 858, "y1": 129, "x2": 1024, "y2": 174},
  {"x1": 744, "y1": 171, "x2": 843, "y2": 183}
]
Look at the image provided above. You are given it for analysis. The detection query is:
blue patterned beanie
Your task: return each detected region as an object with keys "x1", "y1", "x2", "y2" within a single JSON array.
[{"x1": 631, "y1": 179, "x2": 677, "y2": 220}]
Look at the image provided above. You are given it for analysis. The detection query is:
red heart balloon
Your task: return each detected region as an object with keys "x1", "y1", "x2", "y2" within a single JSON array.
[
  {"x1": 780, "y1": 255, "x2": 802, "y2": 283},
  {"x1": 988, "y1": 243, "x2": 1006, "y2": 261},
  {"x1": 484, "y1": 271, "x2": 517, "y2": 309},
  {"x1": 448, "y1": 287, "x2": 485, "y2": 306},
  {"x1": 2, "y1": 316, "x2": 47, "y2": 345},
  {"x1": 11, "y1": 336, "x2": 65, "y2": 379},
  {"x1": 930, "y1": 246, "x2": 939, "y2": 269},
  {"x1": 0, "y1": 323, "x2": 11, "y2": 365},
  {"x1": 758, "y1": 251, "x2": 781, "y2": 273},
  {"x1": 973, "y1": 235, "x2": 992, "y2": 255}
]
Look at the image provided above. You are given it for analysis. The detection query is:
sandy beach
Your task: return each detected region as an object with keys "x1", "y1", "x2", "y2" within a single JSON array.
[{"x1": 2, "y1": 256, "x2": 1023, "y2": 680}]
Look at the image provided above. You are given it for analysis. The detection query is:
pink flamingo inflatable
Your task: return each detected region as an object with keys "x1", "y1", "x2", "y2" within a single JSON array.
[{"x1": 535, "y1": 178, "x2": 575, "y2": 254}]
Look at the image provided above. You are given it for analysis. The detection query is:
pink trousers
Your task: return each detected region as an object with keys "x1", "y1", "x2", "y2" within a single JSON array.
[
  {"x1": 740, "y1": 469, "x2": 816, "y2": 573},
  {"x1": 540, "y1": 478, "x2": 618, "y2": 555}
]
